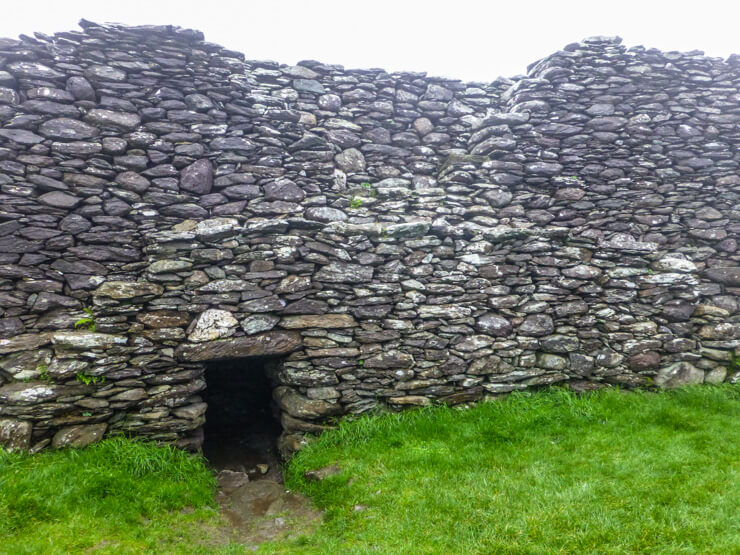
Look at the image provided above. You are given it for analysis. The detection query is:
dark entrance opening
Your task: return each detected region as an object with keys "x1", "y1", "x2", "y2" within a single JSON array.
[{"x1": 202, "y1": 357, "x2": 282, "y2": 481}]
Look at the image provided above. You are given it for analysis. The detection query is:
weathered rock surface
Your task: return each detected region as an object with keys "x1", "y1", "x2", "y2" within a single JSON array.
[
  {"x1": 654, "y1": 362, "x2": 705, "y2": 389},
  {"x1": 176, "y1": 332, "x2": 303, "y2": 361},
  {"x1": 280, "y1": 315, "x2": 357, "y2": 329},
  {"x1": 0, "y1": 419, "x2": 32, "y2": 451},
  {"x1": 52, "y1": 424, "x2": 107, "y2": 449},
  {"x1": 95, "y1": 282, "x2": 163, "y2": 299},
  {"x1": 273, "y1": 386, "x2": 342, "y2": 420},
  {"x1": 187, "y1": 309, "x2": 239, "y2": 342},
  {"x1": 180, "y1": 159, "x2": 214, "y2": 194}
]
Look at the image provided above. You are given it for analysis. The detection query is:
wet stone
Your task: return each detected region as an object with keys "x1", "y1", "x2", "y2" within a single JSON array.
[
  {"x1": 280, "y1": 315, "x2": 356, "y2": 329},
  {"x1": 66, "y1": 76, "x2": 96, "y2": 100},
  {"x1": 293, "y1": 79, "x2": 326, "y2": 94},
  {"x1": 52, "y1": 424, "x2": 107, "y2": 449},
  {"x1": 176, "y1": 332, "x2": 302, "y2": 361},
  {"x1": 335, "y1": 148, "x2": 366, "y2": 172},
  {"x1": 7, "y1": 61, "x2": 65, "y2": 80},
  {"x1": 84, "y1": 109, "x2": 141, "y2": 130},
  {"x1": 264, "y1": 179, "x2": 305, "y2": 202},
  {"x1": 0, "y1": 419, "x2": 32, "y2": 451},
  {"x1": 0, "y1": 318, "x2": 24, "y2": 338},
  {"x1": 187, "y1": 309, "x2": 239, "y2": 342},
  {"x1": 95, "y1": 281, "x2": 163, "y2": 299},
  {"x1": 241, "y1": 314, "x2": 280, "y2": 335},
  {"x1": 519, "y1": 315, "x2": 554, "y2": 337},
  {"x1": 0, "y1": 129, "x2": 44, "y2": 145},
  {"x1": 38, "y1": 118, "x2": 99, "y2": 140},
  {"x1": 305, "y1": 207, "x2": 347, "y2": 223},
  {"x1": 654, "y1": 362, "x2": 704, "y2": 389},
  {"x1": 705, "y1": 267, "x2": 740, "y2": 287},
  {"x1": 315, "y1": 263, "x2": 372, "y2": 284},
  {"x1": 38, "y1": 191, "x2": 81, "y2": 209},
  {"x1": 180, "y1": 159, "x2": 214, "y2": 194},
  {"x1": 273, "y1": 386, "x2": 341, "y2": 420},
  {"x1": 84, "y1": 65, "x2": 126, "y2": 82},
  {"x1": 475, "y1": 314, "x2": 512, "y2": 337}
]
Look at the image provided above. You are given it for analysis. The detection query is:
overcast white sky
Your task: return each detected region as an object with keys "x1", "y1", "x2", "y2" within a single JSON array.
[{"x1": 1, "y1": 0, "x2": 738, "y2": 82}]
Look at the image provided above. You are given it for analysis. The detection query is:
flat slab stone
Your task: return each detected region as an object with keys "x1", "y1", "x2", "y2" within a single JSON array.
[
  {"x1": 175, "y1": 331, "x2": 302, "y2": 361},
  {"x1": 315, "y1": 263, "x2": 373, "y2": 284},
  {"x1": 51, "y1": 332, "x2": 128, "y2": 349},
  {"x1": 95, "y1": 281, "x2": 164, "y2": 299},
  {"x1": 147, "y1": 259, "x2": 193, "y2": 274},
  {"x1": 38, "y1": 118, "x2": 99, "y2": 140},
  {"x1": 0, "y1": 129, "x2": 44, "y2": 144},
  {"x1": 705, "y1": 267, "x2": 740, "y2": 286},
  {"x1": 0, "y1": 382, "x2": 87, "y2": 404},
  {"x1": 84, "y1": 109, "x2": 141, "y2": 130},
  {"x1": 280, "y1": 314, "x2": 357, "y2": 329},
  {"x1": 52, "y1": 423, "x2": 107, "y2": 449},
  {"x1": 418, "y1": 305, "x2": 472, "y2": 319},
  {"x1": 194, "y1": 217, "x2": 240, "y2": 240},
  {"x1": 7, "y1": 61, "x2": 65, "y2": 79},
  {"x1": 38, "y1": 191, "x2": 82, "y2": 209},
  {"x1": 324, "y1": 221, "x2": 430, "y2": 239},
  {"x1": 0, "y1": 333, "x2": 52, "y2": 354}
]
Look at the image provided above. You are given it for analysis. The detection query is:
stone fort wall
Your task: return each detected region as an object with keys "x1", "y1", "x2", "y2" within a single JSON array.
[{"x1": 0, "y1": 20, "x2": 737, "y2": 453}]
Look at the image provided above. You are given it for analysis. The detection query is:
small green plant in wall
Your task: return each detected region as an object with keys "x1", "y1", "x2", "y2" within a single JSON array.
[
  {"x1": 76, "y1": 372, "x2": 105, "y2": 386},
  {"x1": 360, "y1": 182, "x2": 377, "y2": 197},
  {"x1": 74, "y1": 307, "x2": 97, "y2": 332},
  {"x1": 37, "y1": 364, "x2": 52, "y2": 383},
  {"x1": 350, "y1": 197, "x2": 363, "y2": 208}
]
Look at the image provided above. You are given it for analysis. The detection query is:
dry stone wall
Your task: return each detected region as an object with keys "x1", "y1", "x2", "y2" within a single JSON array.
[{"x1": 0, "y1": 21, "x2": 738, "y2": 454}]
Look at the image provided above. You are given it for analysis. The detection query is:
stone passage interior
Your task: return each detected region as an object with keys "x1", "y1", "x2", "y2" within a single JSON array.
[{"x1": 202, "y1": 358, "x2": 282, "y2": 479}]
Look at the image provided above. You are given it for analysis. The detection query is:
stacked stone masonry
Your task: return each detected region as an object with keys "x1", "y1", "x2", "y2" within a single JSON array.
[{"x1": 0, "y1": 21, "x2": 738, "y2": 454}]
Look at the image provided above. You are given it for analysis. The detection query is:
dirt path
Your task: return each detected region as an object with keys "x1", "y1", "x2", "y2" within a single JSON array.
[{"x1": 212, "y1": 470, "x2": 323, "y2": 550}]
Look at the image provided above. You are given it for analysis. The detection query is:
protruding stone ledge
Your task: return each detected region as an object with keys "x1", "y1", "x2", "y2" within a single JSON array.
[
  {"x1": 430, "y1": 218, "x2": 570, "y2": 242},
  {"x1": 322, "y1": 221, "x2": 431, "y2": 239},
  {"x1": 51, "y1": 332, "x2": 128, "y2": 350},
  {"x1": 0, "y1": 333, "x2": 52, "y2": 355},
  {"x1": 0, "y1": 382, "x2": 91, "y2": 405},
  {"x1": 279, "y1": 314, "x2": 357, "y2": 329},
  {"x1": 174, "y1": 331, "x2": 303, "y2": 361},
  {"x1": 94, "y1": 281, "x2": 164, "y2": 300},
  {"x1": 145, "y1": 217, "x2": 576, "y2": 252}
]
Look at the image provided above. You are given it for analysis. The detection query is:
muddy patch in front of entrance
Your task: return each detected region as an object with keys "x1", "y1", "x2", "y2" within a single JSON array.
[{"x1": 211, "y1": 471, "x2": 323, "y2": 549}]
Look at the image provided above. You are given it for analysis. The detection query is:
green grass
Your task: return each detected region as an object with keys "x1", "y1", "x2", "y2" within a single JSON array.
[
  {"x1": 269, "y1": 385, "x2": 740, "y2": 554},
  {"x1": 1, "y1": 386, "x2": 738, "y2": 554},
  {"x1": 0, "y1": 437, "x2": 234, "y2": 554}
]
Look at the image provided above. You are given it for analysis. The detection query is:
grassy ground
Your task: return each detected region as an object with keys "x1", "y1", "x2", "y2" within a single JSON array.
[
  {"x1": 0, "y1": 437, "x2": 238, "y2": 554},
  {"x1": 273, "y1": 385, "x2": 740, "y2": 554},
  {"x1": 1, "y1": 385, "x2": 738, "y2": 553}
]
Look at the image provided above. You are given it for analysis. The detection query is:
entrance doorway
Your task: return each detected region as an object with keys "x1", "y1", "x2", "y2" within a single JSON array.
[{"x1": 202, "y1": 357, "x2": 282, "y2": 481}]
